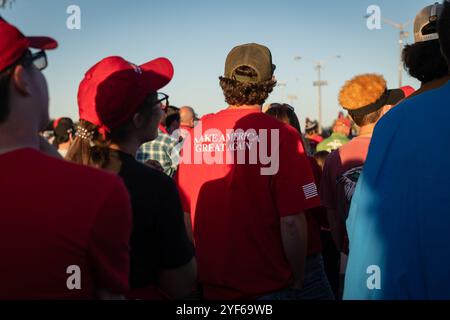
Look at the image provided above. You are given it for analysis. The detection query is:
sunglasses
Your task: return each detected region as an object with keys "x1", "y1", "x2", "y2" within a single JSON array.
[
  {"x1": 269, "y1": 103, "x2": 295, "y2": 111},
  {"x1": 1, "y1": 50, "x2": 48, "y2": 75},
  {"x1": 29, "y1": 51, "x2": 48, "y2": 71},
  {"x1": 156, "y1": 92, "x2": 170, "y2": 111},
  {"x1": 19, "y1": 50, "x2": 48, "y2": 71}
]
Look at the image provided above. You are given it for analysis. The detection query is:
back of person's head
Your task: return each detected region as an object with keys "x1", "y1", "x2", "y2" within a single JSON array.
[
  {"x1": 220, "y1": 43, "x2": 277, "y2": 106},
  {"x1": 313, "y1": 151, "x2": 330, "y2": 170},
  {"x1": 179, "y1": 106, "x2": 197, "y2": 127},
  {"x1": 165, "y1": 112, "x2": 180, "y2": 134},
  {"x1": 305, "y1": 118, "x2": 319, "y2": 135},
  {"x1": 164, "y1": 105, "x2": 179, "y2": 129},
  {"x1": 0, "y1": 19, "x2": 57, "y2": 128},
  {"x1": 66, "y1": 56, "x2": 174, "y2": 169},
  {"x1": 265, "y1": 103, "x2": 301, "y2": 134},
  {"x1": 332, "y1": 118, "x2": 351, "y2": 136},
  {"x1": 402, "y1": 3, "x2": 448, "y2": 83},
  {"x1": 339, "y1": 74, "x2": 386, "y2": 127},
  {"x1": 53, "y1": 117, "x2": 74, "y2": 148},
  {"x1": 339, "y1": 74, "x2": 411, "y2": 128},
  {"x1": 265, "y1": 103, "x2": 312, "y2": 155},
  {"x1": 166, "y1": 105, "x2": 179, "y2": 117},
  {"x1": 438, "y1": 1, "x2": 450, "y2": 66}
]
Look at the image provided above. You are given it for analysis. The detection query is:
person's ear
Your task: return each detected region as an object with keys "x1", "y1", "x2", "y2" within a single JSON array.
[
  {"x1": 133, "y1": 111, "x2": 146, "y2": 129},
  {"x1": 12, "y1": 65, "x2": 32, "y2": 96}
]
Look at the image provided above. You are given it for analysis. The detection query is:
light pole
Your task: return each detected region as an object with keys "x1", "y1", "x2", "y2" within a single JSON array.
[
  {"x1": 287, "y1": 94, "x2": 298, "y2": 106},
  {"x1": 294, "y1": 55, "x2": 340, "y2": 133},
  {"x1": 364, "y1": 13, "x2": 411, "y2": 87},
  {"x1": 276, "y1": 81, "x2": 287, "y2": 101},
  {"x1": 383, "y1": 18, "x2": 411, "y2": 87}
]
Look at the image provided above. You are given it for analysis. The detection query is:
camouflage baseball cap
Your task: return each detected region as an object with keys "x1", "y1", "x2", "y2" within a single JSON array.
[
  {"x1": 414, "y1": 2, "x2": 444, "y2": 43},
  {"x1": 224, "y1": 43, "x2": 276, "y2": 83}
]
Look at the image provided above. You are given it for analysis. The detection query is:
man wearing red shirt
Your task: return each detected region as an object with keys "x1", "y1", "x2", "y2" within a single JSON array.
[
  {"x1": 176, "y1": 43, "x2": 321, "y2": 299},
  {"x1": 0, "y1": 19, "x2": 132, "y2": 299},
  {"x1": 179, "y1": 106, "x2": 197, "y2": 130}
]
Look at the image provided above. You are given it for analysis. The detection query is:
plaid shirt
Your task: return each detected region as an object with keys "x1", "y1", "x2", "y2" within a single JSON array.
[{"x1": 136, "y1": 129, "x2": 180, "y2": 177}]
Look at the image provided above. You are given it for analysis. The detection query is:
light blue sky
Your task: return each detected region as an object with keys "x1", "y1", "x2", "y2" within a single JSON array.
[{"x1": 1, "y1": 0, "x2": 434, "y2": 126}]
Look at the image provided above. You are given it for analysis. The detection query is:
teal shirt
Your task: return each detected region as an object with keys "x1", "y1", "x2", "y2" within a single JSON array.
[{"x1": 316, "y1": 133, "x2": 350, "y2": 153}]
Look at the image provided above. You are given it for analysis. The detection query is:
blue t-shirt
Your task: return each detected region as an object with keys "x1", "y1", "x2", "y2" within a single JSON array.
[{"x1": 344, "y1": 81, "x2": 450, "y2": 300}]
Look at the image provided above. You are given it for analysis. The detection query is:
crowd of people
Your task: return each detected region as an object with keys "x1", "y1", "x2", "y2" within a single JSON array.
[{"x1": 1, "y1": 1, "x2": 450, "y2": 300}]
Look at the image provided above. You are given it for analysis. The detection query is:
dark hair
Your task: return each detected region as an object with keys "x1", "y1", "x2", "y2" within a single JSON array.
[
  {"x1": 438, "y1": 1, "x2": 450, "y2": 66},
  {"x1": 305, "y1": 118, "x2": 319, "y2": 135},
  {"x1": 313, "y1": 150, "x2": 329, "y2": 170},
  {"x1": 0, "y1": 50, "x2": 32, "y2": 124},
  {"x1": 53, "y1": 118, "x2": 74, "y2": 148},
  {"x1": 66, "y1": 93, "x2": 157, "y2": 169},
  {"x1": 43, "y1": 119, "x2": 55, "y2": 132},
  {"x1": 348, "y1": 108, "x2": 383, "y2": 127},
  {"x1": 166, "y1": 112, "x2": 180, "y2": 128},
  {"x1": 265, "y1": 103, "x2": 312, "y2": 155},
  {"x1": 166, "y1": 105, "x2": 179, "y2": 117},
  {"x1": 265, "y1": 104, "x2": 301, "y2": 134},
  {"x1": 402, "y1": 40, "x2": 449, "y2": 83},
  {"x1": 219, "y1": 66, "x2": 276, "y2": 106}
]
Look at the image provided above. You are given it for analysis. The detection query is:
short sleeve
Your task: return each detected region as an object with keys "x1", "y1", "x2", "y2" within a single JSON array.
[
  {"x1": 272, "y1": 129, "x2": 321, "y2": 217},
  {"x1": 166, "y1": 137, "x2": 181, "y2": 176},
  {"x1": 87, "y1": 178, "x2": 132, "y2": 294},
  {"x1": 155, "y1": 176, "x2": 195, "y2": 269}
]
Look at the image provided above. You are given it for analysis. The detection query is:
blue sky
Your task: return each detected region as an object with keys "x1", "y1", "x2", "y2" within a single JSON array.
[{"x1": 1, "y1": 0, "x2": 434, "y2": 127}]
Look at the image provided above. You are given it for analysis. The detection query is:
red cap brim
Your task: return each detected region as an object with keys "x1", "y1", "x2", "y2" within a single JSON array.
[
  {"x1": 139, "y1": 57, "x2": 174, "y2": 92},
  {"x1": 27, "y1": 36, "x2": 58, "y2": 50}
]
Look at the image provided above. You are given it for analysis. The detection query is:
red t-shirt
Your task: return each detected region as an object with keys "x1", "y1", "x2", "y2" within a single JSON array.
[
  {"x1": 0, "y1": 148, "x2": 132, "y2": 299},
  {"x1": 159, "y1": 124, "x2": 169, "y2": 134},
  {"x1": 320, "y1": 136, "x2": 371, "y2": 253},
  {"x1": 308, "y1": 134, "x2": 324, "y2": 144},
  {"x1": 176, "y1": 108, "x2": 321, "y2": 299}
]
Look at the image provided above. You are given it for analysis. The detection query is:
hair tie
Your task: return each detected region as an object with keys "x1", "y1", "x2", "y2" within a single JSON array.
[{"x1": 75, "y1": 127, "x2": 95, "y2": 147}]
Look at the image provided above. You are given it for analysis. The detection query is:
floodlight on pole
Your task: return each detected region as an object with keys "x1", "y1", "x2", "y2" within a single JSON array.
[
  {"x1": 383, "y1": 18, "x2": 411, "y2": 87},
  {"x1": 294, "y1": 54, "x2": 341, "y2": 133},
  {"x1": 277, "y1": 81, "x2": 287, "y2": 101},
  {"x1": 364, "y1": 13, "x2": 411, "y2": 87}
]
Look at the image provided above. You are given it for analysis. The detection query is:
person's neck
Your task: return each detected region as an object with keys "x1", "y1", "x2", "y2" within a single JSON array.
[
  {"x1": 227, "y1": 104, "x2": 261, "y2": 110},
  {"x1": 0, "y1": 122, "x2": 40, "y2": 155},
  {"x1": 109, "y1": 137, "x2": 141, "y2": 157},
  {"x1": 180, "y1": 122, "x2": 193, "y2": 128},
  {"x1": 58, "y1": 141, "x2": 71, "y2": 151},
  {"x1": 358, "y1": 123, "x2": 376, "y2": 137}
]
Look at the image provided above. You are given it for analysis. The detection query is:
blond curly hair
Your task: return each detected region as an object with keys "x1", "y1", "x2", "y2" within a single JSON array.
[{"x1": 339, "y1": 74, "x2": 387, "y2": 110}]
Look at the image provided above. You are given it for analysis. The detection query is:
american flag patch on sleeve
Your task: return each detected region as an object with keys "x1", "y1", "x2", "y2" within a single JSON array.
[{"x1": 302, "y1": 182, "x2": 318, "y2": 199}]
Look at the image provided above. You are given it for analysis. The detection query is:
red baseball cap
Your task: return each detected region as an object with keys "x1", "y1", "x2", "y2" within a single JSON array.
[
  {"x1": 335, "y1": 117, "x2": 352, "y2": 128},
  {"x1": 78, "y1": 56, "x2": 174, "y2": 134},
  {"x1": 400, "y1": 85, "x2": 416, "y2": 98},
  {"x1": 0, "y1": 18, "x2": 58, "y2": 72}
]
